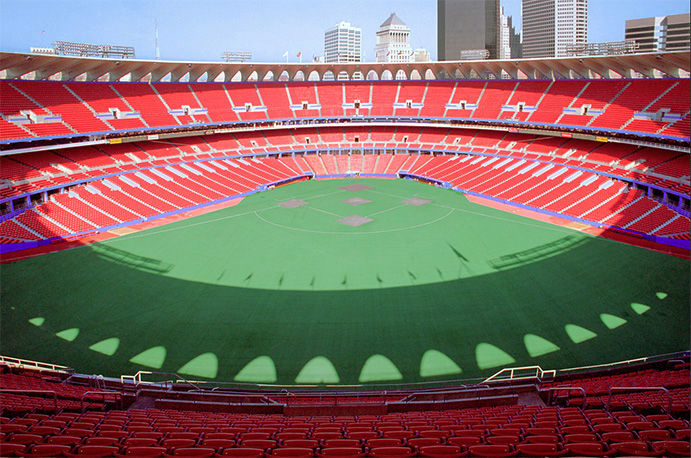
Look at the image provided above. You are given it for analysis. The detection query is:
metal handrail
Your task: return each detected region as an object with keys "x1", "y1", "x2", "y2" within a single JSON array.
[
  {"x1": 483, "y1": 365, "x2": 554, "y2": 384},
  {"x1": 79, "y1": 390, "x2": 122, "y2": 412},
  {"x1": 546, "y1": 386, "x2": 587, "y2": 409},
  {"x1": 0, "y1": 355, "x2": 73, "y2": 373},
  {"x1": 120, "y1": 371, "x2": 202, "y2": 391},
  {"x1": 0, "y1": 389, "x2": 58, "y2": 411},
  {"x1": 666, "y1": 359, "x2": 686, "y2": 370},
  {"x1": 607, "y1": 386, "x2": 671, "y2": 413}
]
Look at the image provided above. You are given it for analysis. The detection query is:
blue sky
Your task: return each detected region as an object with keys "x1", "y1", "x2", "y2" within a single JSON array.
[{"x1": 1, "y1": 0, "x2": 688, "y2": 62}]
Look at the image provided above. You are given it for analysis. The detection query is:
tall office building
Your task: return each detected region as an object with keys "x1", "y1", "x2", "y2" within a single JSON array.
[
  {"x1": 522, "y1": 0, "x2": 587, "y2": 58},
  {"x1": 508, "y1": 15, "x2": 522, "y2": 58},
  {"x1": 625, "y1": 13, "x2": 690, "y2": 53},
  {"x1": 324, "y1": 21, "x2": 362, "y2": 63},
  {"x1": 437, "y1": 0, "x2": 500, "y2": 61},
  {"x1": 499, "y1": 7, "x2": 511, "y2": 59},
  {"x1": 375, "y1": 12, "x2": 413, "y2": 63}
]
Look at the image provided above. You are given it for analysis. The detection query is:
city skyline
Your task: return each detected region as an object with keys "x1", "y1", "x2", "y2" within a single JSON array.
[{"x1": 0, "y1": 0, "x2": 689, "y2": 63}]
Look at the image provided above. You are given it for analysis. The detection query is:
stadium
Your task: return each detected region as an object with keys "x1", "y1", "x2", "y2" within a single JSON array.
[{"x1": 0, "y1": 48, "x2": 690, "y2": 458}]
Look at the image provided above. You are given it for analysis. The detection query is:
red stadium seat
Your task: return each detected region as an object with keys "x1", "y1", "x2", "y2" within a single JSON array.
[
  {"x1": 417, "y1": 444, "x2": 467, "y2": 457},
  {"x1": 163, "y1": 447, "x2": 216, "y2": 457},
  {"x1": 366, "y1": 446, "x2": 414, "y2": 458},
  {"x1": 608, "y1": 441, "x2": 663, "y2": 456},
  {"x1": 64, "y1": 445, "x2": 121, "y2": 457},
  {"x1": 280, "y1": 439, "x2": 319, "y2": 450},
  {"x1": 0, "y1": 442, "x2": 27, "y2": 456},
  {"x1": 268, "y1": 447, "x2": 315, "y2": 457},
  {"x1": 317, "y1": 447, "x2": 365, "y2": 457},
  {"x1": 562, "y1": 442, "x2": 614, "y2": 457},
  {"x1": 220, "y1": 448, "x2": 266, "y2": 457},
  {"x1": 467, "y1": 444, "x2": 519, "y2": 457},
  {"x1": 515, "y1": 443, "x2": 567, "y2": 457},
  {"x1": 18, "y1": 444, "x2": 73, "y2": 457},
  {"x1": 200, "y1": 438, "x2": 236, "y2": 449},
  {"x1": 651, "y1": 440, "x2": 691, "y2": 457},
  {"x1": 115, "y1": 446, "x2": 167, "y2": 457},
  {"x1": 406, "y1": 437, "x2": 441, "y2": 448}
]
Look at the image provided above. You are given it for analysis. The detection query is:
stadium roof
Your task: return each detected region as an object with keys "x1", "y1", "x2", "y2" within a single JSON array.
[{"x1": 0, "y1": 50, "x2": 689, "y2": 83}]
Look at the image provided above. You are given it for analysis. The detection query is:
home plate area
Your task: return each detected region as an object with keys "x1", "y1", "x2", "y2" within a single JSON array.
[{"x1": 276, "y1": 182, "x2": 433, "y2": 229}]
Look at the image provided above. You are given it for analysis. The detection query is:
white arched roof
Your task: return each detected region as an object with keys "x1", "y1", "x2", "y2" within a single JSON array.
[{"x1": 1, "y1": 51, "x2": 689, "y2": 82}]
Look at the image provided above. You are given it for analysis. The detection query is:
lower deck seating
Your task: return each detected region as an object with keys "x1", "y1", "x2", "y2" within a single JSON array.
[
  {"x1": 1, "y1": 402, "x2": 689, "y2": 457},
  {"x1": 1, "y1": 132, "x2": 689, "y2": 246}
]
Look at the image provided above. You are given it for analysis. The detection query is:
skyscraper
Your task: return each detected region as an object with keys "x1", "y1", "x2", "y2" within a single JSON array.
[
  {"x1": 375, "y1": 12, "x2": 413, "y2": 63},
  {"x1": 625, "y1": 13, "x2": 690, "y2": 53},
  {"x1": 324, "y1": 21, "x2": 362, "y2": 63},
  {"x1": 522, "y1": 0, "x2": 587, "y2": 58},
  {"x1": 437, "y1": 0, "x2": 500, "y2": 61}
]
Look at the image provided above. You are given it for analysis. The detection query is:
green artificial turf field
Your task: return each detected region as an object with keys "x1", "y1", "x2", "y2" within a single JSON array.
[{"x1": 1, "y1": 178, "x2": 689, "y2": 385}]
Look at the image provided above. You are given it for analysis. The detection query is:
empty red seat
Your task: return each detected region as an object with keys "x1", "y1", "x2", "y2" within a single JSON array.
[
  {"x1": 219, "y1": 448, "x2": 265, "y2": 457},
  {"x1": 0, "y1": 442, "x2": 26, "y2": 456},
  {"x1": 200, "y1": 438, "x2": 236, "y2": 449},
  {"x1": 467, "y1": 444, "x2": 518, "y2": 457},
  {"x1": 168, "y1": 432, "x2": 200, "y2": 440},
  {"x1": 311, "y1": 432, "x2": 343, "y2": 441},
  {"x1": 406, "y1": 437, "x2": 441, "y2": 448},
  {"x1": 317, "y1": 447, "x2": 365, "y2": 457},
  {"x1": 638, "y1": 429, "x2": 673, "y2": 441},
  {"x1": 601, "y1": 431, "x2": 637, "y2": 443},
  {"x1": 122, "y1": 438, "x2": 157, "y2": 447},
  {"x1": 322, "y1": 439, "x2": 360, "y2": 448},
  {"x1": 206, "y1": 433, "x2": 237, "y2": 441},
  {"x1": 131, "y1": 432, "x2": 163, "y2": 440},
  {"x1": 651, "y1": 440, "x2": 690, "y2": 456},
  {"x1": 64, "y1": 445, "x2": 120, "y2": 457},
  {"x1": 415, "y1": 430, "x2": 448, "y2": 439},
  {"x1": 485, "y1": 435, "x2": 521, "y2": 446},
  {"x1": 365, "y1": 438, "x2": 401, "y2": 448},
  {"x1": 418, "y1": 444, "x2": 467, "y2": 457},
  {"x1": 84, "y1": 437, "x2": 120, "y2": 446},
  {"x1": 240, "y1": 439, "x2": 277, "y2": 449},
  {"x1": 18, "y1": 444, "x2": 72, "y2": 457},
  {"x1": 47, "y1": 435, "x2": 84, "y2": 446},
  {"x1": 591, "y1": 423, "x2": 624, "y2": 433},
  {"x1": 268, "y1": 447, "x2": 314, "y2": 457},
  {"x1": 380, "y1": 431, "x2": 415, "y2": 440},
  {"x1": 448, "y1": 436, "x2": 483, "y2": 447},
  {"x1": 366, "y1": 446, "x2": 414, "y2": 458},
  {"x1": 563, "y1": 442, "x2": 613, "y2": 457},
  {"x1": 117, "y1": 446, "x2": 167, "y2": 457},
  {"x1": 276, "y1": 433, "x2": 307, "y2": 441},
  {"x1": 609, "y1": 441, "x2": 662, "y2": 456},
  {"x1": 515, "y1": 443, "x2": 567, "y2": 457},
  {"x1": 27, "y1": 426, "x2": 61, "y2": 436},
  {"x1": 163, "y1": 447, "x2": 216, "y2": 457},
  {"x1": 281, "y1": 439, "x2": 318, "y2": 450},
  {"x1": 345, "y1": 431, "x2": 377, "y2": 441},
  {"x1": 562, "y1": 433, "x2": 601, "y2": 443},
  {"x1": 7, "y1": 434, "x2": 43, "y2": 445}
]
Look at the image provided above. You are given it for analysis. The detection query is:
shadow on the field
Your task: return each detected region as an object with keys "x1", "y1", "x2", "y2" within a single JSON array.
[
  {"x1": 92, "y1": 243, "x2": 173, "y2": 274},
  {"x1": 487, "y1": 235, "x2": 588, "y2": 270}
]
